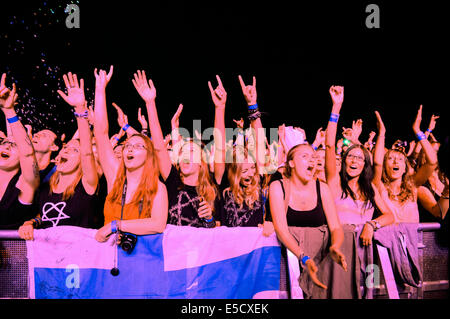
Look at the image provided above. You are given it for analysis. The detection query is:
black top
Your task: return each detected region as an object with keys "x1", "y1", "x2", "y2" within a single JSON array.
[
  {"x1": 215, "y1": 172, "x2": 267, "y2": 227},
  {"x1": 39, "y1": 163, "x2": 56, "y2": 184},
  {"x1": 0, "y1": 172, "x2": 35, "y2": 229},
  {"x1": 418, "y1": 181, "x2": 442, "y2": 223},
  {"x1": 164, "y1": 165, "x2": 219, "y2": 228},
  {"x1": 37, "y1": 180, "x2": 99, "y2": 229},
  {"x1": 268, "y1": 179, "x2": 327, "y2": 227},
  {"x1": 264, "y1": 170, "x2": 283, "y2": 222}
]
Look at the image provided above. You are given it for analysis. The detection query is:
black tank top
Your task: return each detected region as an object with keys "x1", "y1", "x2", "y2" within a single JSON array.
[
  {"x1": 0, "y1": 172, "x2": 35, "y2": 229},
  {"x1": 280, "y1": 179, "x2": 327, "y2": 227},
  {"x1": 37, "y1": 180, "x2": 99, "y2": 229}
]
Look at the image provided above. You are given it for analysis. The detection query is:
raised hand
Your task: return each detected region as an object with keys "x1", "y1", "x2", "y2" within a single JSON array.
[
  {"x1": 412, "y1": 104, "x2": 423, "y2": 135},
  {"x1": 374, "y1": 111, "x2": 386, "y2": 136},
  {"x1": 171, "y1": 103, "x2": 183, "y2": 129},
  {"x1": 132, "y1": 70, "x2": 156, "y2": 103},
  {"x1": 137, "y1": 107, "x2": 148, "y2": 131},
  {"x1": 233, "y1": 117, "x2": 244, "y2": 130},
  {"x1": 314, "y1": 127, "x2": 325, "y2": 146},
  {"x1": 57, "y1": 72, "x2": 86, "y2": 110},
  {"x1": 238, "y1": 75, "x2": 257, "y2": 106},
  {"x1": 94, "y1": 66, "x2": 114, "y2": 90},
  {"x1": 111, "y1": 102, "x2": 128, "y2": 128},
  {"x1": 208, "y1": 75, "x2": 227, "y2": 109},
  {"x1": 0, "y1": 78, "x2": 18, "y2": 110},
  {"x1": 351, "y1": 119, "x2": 363, "y2": 142},
  {"x1": 428, "y1": 114, "x2": 439, "y2": 132},
  {"x1": 329, "y1": 85, "x2": 344, "y2": 107},
  {"x1": 0, "y1": 73, "x2": 8, "y2": 103}
]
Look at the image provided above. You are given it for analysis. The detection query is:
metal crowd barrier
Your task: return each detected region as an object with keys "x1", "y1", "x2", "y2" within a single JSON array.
[{"x1": 0, "y1": 223, "x2": 448, "y2": 299}]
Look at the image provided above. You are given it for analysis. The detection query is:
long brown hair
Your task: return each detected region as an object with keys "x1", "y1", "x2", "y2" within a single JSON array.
[
  {"x1": 225, "y1": 146, "x2": 260, "y2": 209},
  {"x1": 106, "y1": 134, "x2": 160, "y2": 218},
  {"x1": 177, "y1": 139, "x2": 218, "y2": 211},
  {"x1": 49, "y1": 139, "x2": 82, "y2": 201},
  {"x1": 382, "y1": 149, "x2": 415, "y2": 203}
]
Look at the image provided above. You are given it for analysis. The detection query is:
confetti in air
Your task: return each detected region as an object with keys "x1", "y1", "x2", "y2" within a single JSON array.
[{"x1": 1, "y1": 0, "x2": 83, "y2": 138}]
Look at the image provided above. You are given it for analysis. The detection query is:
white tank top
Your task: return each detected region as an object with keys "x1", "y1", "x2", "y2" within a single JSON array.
[
  {"x1": 334, "y1": 194, "x2": 375, "y2": 225},
  {"x1": 380, "y1": 188, "x2": 419, "y2": 223}
]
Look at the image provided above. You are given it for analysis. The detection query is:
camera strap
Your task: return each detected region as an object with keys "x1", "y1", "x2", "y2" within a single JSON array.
[{"x1": 120, "y1": 179, "x2": 144, "y2": 221}]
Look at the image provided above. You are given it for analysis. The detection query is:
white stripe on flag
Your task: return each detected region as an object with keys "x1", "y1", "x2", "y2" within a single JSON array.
[
  {"x1": 26, "y1": 226, "x2": 116, "y2": 269},
  {"x1": 162, "y1": 224, "x2": 280, "y2": 271}
]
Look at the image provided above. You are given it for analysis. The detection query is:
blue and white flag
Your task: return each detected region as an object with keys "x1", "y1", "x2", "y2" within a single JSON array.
[{"x1": 26, "y1": 225, "x2": 282, "y2": 299}]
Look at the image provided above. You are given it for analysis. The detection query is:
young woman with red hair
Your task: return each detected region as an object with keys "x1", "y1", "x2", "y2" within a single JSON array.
[{"x1": 93, "y1": 67, "x2": 168, "y2": 242}]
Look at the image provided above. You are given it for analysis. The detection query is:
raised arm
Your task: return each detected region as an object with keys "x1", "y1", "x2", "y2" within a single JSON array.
[
  {"x1": 132, "y1": 70, "x2": 171, "y2": 180},
  {"x1": 208, "y1": 75, "x2": 227, "y2": 185},
  {"x1": 324, "y1": 85, "x2": 344, "y2": 196},
  {"x1": 57, "y1": 72, "x2": 98, "y2": 194},
  {"x1": 111, "y1": 102, "x2": 140, "y2": 137},
  {"x1": 93, "y1": 66, "x2": 120, "y2": 190},
  {"x1": 0, "y1": 74, "x2": 39, "y2": 203},
  {"x1": 238, "y1": 75, "x2": 268, "y2": 174},
  {"x1": 412, "y1": 105, "x2": 438, "y2": 186},
  {"x1": 372, "y1": 111, "x2": 386, "y2": 189}
]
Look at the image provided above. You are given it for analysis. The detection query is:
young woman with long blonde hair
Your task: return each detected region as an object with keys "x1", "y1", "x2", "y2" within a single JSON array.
[{"x1": 132, "y1": 70, "x2": 217, "y2": 228}]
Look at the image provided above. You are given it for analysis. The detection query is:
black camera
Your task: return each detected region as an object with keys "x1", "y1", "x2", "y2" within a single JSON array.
[{"x1": 119, "y1": 232, "x2": 137, "y2": 253}]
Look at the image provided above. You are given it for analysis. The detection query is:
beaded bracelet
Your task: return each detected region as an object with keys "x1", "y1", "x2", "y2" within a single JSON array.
[{"x1": 74, "y1": 110, "x2": 89, "y2": 118}]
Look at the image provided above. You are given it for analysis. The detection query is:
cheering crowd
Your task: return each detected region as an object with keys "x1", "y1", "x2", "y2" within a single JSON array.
[{"x1": 0, "y1": 67, "x2": 448, "y2": 298}]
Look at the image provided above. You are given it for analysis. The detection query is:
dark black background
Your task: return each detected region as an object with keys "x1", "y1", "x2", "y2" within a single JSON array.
[{"x1": 0, "y1": 0, "x2": 448, "y2": 147}]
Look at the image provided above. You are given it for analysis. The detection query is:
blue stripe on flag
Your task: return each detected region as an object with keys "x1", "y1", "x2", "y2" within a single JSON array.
[{"x1": 33, "y1": 232, "x2": 281, "y2": 299}]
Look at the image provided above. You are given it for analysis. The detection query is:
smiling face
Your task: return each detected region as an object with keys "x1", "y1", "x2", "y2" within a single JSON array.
[
  {"x1": 56, "y1": 139, "x2": 81, "y2": 174},
  {"x1": 122, "y1": 136, "x2": 148, "y2": 171},
  {"x1": 288, "y1": 145, "x2": 317, "y2": 183},
  {"x1": 0, "y1": 139, "x2": 20, "y2": 171},
  {"x1": 384, "y1": 150, "x2": 407, "y2": 181},
  {"x1": 344, "y1": 146, "x2": 366, "y2": 179}
]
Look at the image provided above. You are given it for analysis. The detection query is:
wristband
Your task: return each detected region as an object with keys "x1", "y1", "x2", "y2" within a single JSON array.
[
  {"x1": 248, "y1": 103, "x2": 258, "y2": 111},
  {"x1": 204, "y1": 217, "x2": 214, "y2": 223},
  {"x1": 74, "y1": 110, "x2": 89, "y2": 118},
  {"x1": 114, "y1": 136, "x2": 120, "y2": 142},
  {"x1": 426, "y1": 128, "x2": 432, "y2": 133},
  {"x1": 329, "y1": 113, "x2": 339, "y2": 123},
  {"x1": 122, "y1": 124, "x2": 130, "y2": 132},
  {"x1": 7, "y1": 116, "x2": 19, "y2": 124},
  {"x1": 416, "y1": 131, "x2": 427, "y2": 141},
  {"x1": 111, "y1": 220, "x2": 118, "y2": 233},
  {"x1": 312, "y1": 144, "x2": 318, "y2": 151},
  {"x1": 301, "y1": 255, "x2": 311, "y2": 265}
]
